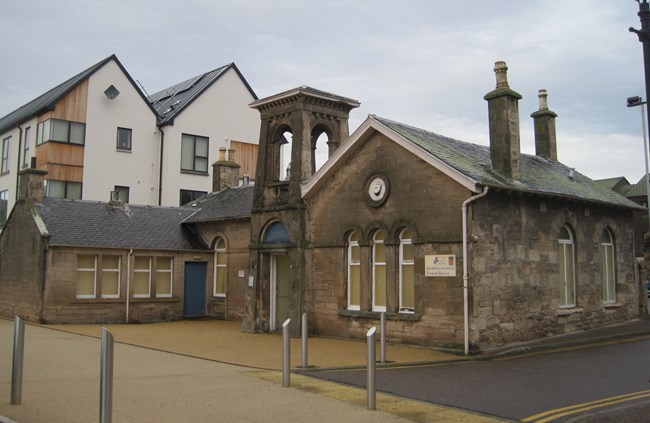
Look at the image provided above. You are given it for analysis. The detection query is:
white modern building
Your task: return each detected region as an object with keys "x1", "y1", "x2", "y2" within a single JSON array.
[{"x1": 0, "y1": 54, "x2": 260, "y2": 227}]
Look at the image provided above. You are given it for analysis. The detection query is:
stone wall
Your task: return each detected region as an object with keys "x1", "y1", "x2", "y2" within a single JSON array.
[
  {"x1": 470, "y1": 191, "x2": 639, "y2": 349},
  {"x1": 305, "y1": 131, "x2": 469, "y2": 349},
  {"x1": 191, "y1": 219, "x2": 251, "y2": 320},
  {"x1": 0, "y1": 199, "x2": 46, "y2": 321},
  {"x1": 40, "y1": 247, "x2": 212, "y2": 324}
]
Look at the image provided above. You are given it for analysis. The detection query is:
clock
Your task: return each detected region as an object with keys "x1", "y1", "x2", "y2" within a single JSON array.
[{"x1": 365, "y1": 174, "x2": 389, "y2": 207}]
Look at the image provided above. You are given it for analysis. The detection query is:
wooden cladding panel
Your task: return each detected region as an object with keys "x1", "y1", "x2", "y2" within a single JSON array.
[
  {"x1": 37, "y1": 79, "x2": 88, "y2": 124},
  {"x1": 36, "y1": 143, "x2": 84, "y2": 167},
  {"x1": 37, "y1": 163, "x2": 83, "y2": 182},
  {"x1": 230, "y1": 140, "x2": 258, "y2": 179}
]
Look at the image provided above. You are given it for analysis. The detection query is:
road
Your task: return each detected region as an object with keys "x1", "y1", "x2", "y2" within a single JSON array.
[{"x1": 303, "y1": 337, "x2": 650, "y2": 422}]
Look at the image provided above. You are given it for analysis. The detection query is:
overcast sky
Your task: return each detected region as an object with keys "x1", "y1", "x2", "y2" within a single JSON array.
[{"x1": 1, "y1": 1, "x2": 647, "y2": 182}]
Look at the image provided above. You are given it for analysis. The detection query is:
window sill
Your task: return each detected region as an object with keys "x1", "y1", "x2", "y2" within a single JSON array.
[
  {"x1": 181, "y1": 170, "x2": 209, "y2": 176},
  {"x1": 116, "y1": 148, "x2": 132, "y2": 153},
  {"x1": 557, "y1": 307, "x2": 583, "y2": 316},
  {"x1": 603, "y1": 302, "x2": 622, "y2": 309},
  {"x1": 338, "y1": 309, "x2": 421, "y2": 322},
  {"x1": 211, "y1": 295, "x2": 226, "y2": 299}
]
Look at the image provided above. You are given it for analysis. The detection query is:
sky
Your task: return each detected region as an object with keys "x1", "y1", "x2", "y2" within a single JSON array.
[{"x1": 1, "y1": 1, "x2": 648, "y2": 182}]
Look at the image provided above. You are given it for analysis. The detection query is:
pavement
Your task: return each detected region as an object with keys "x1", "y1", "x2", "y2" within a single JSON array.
[{"x1": 1, "y1": 317, "x2": 649, "y2": 423}]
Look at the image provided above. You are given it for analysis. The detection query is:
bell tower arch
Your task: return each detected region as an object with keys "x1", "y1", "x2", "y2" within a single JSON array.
[{"x1": 243, "y1": 87, "x2": 360, "y2": 334}]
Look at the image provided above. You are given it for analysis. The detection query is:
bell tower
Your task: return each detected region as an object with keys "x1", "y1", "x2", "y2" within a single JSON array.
[{"x1": 243, "y1": 86, "x2": 360, "y2": 334}]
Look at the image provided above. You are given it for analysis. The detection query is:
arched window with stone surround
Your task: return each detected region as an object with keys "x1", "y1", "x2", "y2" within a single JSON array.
[
  {"x1": 399, "y1": 228, "x2": 415, "y2": 313},
  {"x1": 558, "y1": 225, "x2": 576, "y2": 307},
  {"x1": 372, "y1": 230, "x2": 387, "y2": 312},
  {"x1": 601, "y1": 228, "x2": 616, "y2": 304},
  {"x1": 347, "y1": 231, "x2": 361, "y2": 311},
  {"x1": 214, "y1": 236, "x2": 227, "y2": 297}
]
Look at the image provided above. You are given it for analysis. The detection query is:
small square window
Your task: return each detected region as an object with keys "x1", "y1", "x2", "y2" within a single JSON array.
[{"x1": 117, "y1": 127, "x2": 132, "y2": 151}]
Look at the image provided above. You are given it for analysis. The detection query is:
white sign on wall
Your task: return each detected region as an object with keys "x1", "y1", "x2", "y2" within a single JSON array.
[{"x1": 425, "y1": 255, "x2": 456, "y2": 277}]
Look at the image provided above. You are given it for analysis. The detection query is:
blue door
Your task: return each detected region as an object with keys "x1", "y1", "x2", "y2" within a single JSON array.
[{"x1": 184, "y1": 262, "x2": 207, "y2": 318}]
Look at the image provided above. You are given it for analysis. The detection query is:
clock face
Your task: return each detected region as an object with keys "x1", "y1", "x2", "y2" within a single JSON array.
[{"x1": 365, "y1": 174, "x2": 389, "y2": 207}]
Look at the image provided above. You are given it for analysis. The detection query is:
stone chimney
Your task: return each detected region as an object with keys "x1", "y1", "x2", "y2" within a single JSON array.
[
  {"x1": 484, "y1": 61, "x2": 523, "y2": 179},
  {"x1": 212, "y1": 147, "x2": 240, "y2": 192},
  {"x1": 531, "y1": 89, "x2": 558, "y2": 161},
  {"x1": 18, "y1": 168, "x2": 47, "y2": 202}
]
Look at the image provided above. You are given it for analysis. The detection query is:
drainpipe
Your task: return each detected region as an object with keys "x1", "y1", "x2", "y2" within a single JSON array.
[
  {"x1": 15, "y1": 126, "x2": 24, "y2": 201},
  {"x1": 126, "y1": 249, "x2": 133, "y2": 323},
  {"x1": 158, "y1": 127, "x2": 165, "y2": 206},
  {"x1": 462, "y1": 187, "x2": 489, "y2": 355}
]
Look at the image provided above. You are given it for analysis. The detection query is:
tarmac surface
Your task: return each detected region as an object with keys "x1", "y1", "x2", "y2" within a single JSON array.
[{"x1": 1, "y1": 317, "x2": 649, "y2": 422}]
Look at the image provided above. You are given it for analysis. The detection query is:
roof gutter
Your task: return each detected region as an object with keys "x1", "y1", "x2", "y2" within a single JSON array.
[{"x1": 462, "y1": 186, "x2": 489, "y2": 355}]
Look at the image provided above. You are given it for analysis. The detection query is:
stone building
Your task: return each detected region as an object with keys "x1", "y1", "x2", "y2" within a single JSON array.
[{"x1": 0, "y1": 61, "x2": 643, "y2": 353}]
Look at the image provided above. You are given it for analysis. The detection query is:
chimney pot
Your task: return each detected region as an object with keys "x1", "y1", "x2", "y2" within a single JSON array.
[{"x1": 494, "y1": 61, "x2": 509, "y2": 88}]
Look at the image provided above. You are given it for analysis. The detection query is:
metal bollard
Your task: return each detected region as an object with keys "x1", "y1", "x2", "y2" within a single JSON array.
[
  {"x1": 380, "y1": 312, "x2": 387, "y2": 363},
  {"x1": 11, "y1": 316, "x2": 25, "y2": 405},
  {"x1": 100, "y1": 328, "x2": 114, "y2": 423},
  {"x1": 301, "y1": 312, "x2": 308, "y2": 368},
  {"x1": 282, "y1": 318, "x2": 291, "y2": 387},
  {"x1": 367, "y1": 326, "x2": 377, "y2": 410}
]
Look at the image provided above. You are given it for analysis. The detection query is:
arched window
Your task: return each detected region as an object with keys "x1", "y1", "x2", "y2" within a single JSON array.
[
  {"x1": 264, "y1": 221, "x2": 291, "y2": 244},
  {"x1": 399, "y1": 229, "x2": 415, "y2": 313},
  {"x1": 372, "y1": 230, "x2": 387, "y2": 312},
  {"x1": 347, "y1": 232, "x2": 361, "y2": 311},
  {"x1": 214, "y1": 237, "x2": 227, "y2": 297},
  {"x1": 558, "y1": 225, "x2": 576, "y2": 307},
  {"x1": 601, "y1": 228, "x2": 616, "y2": 303}
]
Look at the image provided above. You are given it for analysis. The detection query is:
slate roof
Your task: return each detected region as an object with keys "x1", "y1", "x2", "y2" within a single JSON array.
[
  {"x1": 150, "y1": 63, "x2": 257, "y2": 126},
  {"x1": 622, "y1": 174, "x2": 649, "y2": 198},
  {"x1": 595, "y1": 176, "x2": 630, "y2": 194},
  {"x1": 373, "y1": 116, "x2": 642, "y2": 210},
  {"x1": 0, "y1": 55, "x2": 153, "y2": 135},
  {"x1": 35, "y1": 198, "x2": 207, "y2": 250},
  {"x1": 182, "y1": 186, "x2": 254, "y2": 223}
]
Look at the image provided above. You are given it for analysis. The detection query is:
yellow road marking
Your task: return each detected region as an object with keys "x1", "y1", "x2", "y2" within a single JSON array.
[{"x1": 521, "y1": 389, "x2": 650, "y2": 422}]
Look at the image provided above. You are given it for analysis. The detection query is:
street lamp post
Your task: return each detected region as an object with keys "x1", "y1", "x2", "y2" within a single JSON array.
[
  {"x1": 627, "y1": 96, "x2": 650, "y2": 228},
  {"x1": 630, "y1": 0, "x2": 650, "y2": 148}
]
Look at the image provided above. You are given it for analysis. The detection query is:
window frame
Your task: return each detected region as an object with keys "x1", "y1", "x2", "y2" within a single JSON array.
[
  {"x1": 45, "y1": 179, "x2": 82, "y2": 200},
  {"x1": 601, "y1": 228, "x2": 616, "y2": 304},
  {"x1": 372, "y1": 230, "x2": 387, "y2": 312},
  {"x1": 100, "y1": 256, "x2": 121, "y2": 299},
  {"x1": 114, "y1": 185, "x2": 129, "y2": 203},
  {"x1": 347, "y1": 232, "x2": 361, "y2": 311},
  {"x1": 213, "y1": 237, "x2": 227, "y2": 297},
  {"x1": 116, "y1": 127, "x2": 132, "y2": 151},
  {"x1": 36, "y1": 118, "x2": 85, "y2": 145},
  {"x1": 1, "y1": 136, "x2": 10, "y2": 174},
  {"x1": 179, "y1": 189, "x2": 207, "y2": 206},
  {"x1": 0, "y1": 190, "x2": 8, "y2": 229},
  {"x1": 180, "y1": 133, "x2": 209, "y2": 173},
  {"x1": 155, "y1": 257, "x2": 173, "y2": 298},
  {"x1": 399, "y1": 228, "x2": 415, "y2": 313},
  {"x1": 76, "y1": 255, "x2": 98, "y2": 299},
  {"x1": 23, "y1": 126, "x2": 31, "y2": 168},
  {"x1": 558, "y1": 225, "x2": 576, "y2": 308},
  {"x1": 133, "y1": 256, "x2": 152, "y2": 298}
]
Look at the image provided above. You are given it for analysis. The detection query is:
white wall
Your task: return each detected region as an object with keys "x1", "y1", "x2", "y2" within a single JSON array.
[
  {"x1": 0, "y1": 116, "x2": 38, "y2": 214},
  {"x1": 159, "y1": 67, "x2": 260, "y2": 206},
  {"x1": 84, "y1": 60, "x2": 160, "y2": 205}
]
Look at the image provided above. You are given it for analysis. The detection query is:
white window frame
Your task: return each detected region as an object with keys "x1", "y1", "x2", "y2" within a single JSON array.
[
  {"x1": 558, "y1": 225, "x2": 576, "y2": 308},
  {"x1": 601, "y1": 228, "x2": 616, "y2": 304},
  {"x1": 347, "y1": 232, "x2": 361, "y2": 311},
  {"x1": 213, "y1": 237, "x2": 227, "y2": 297},
  {"x1": 372, "y1": 231, "x2": 387, "y2": 312},
  {"x1": 133, "y1": 256, "x2": 152, "y2": 298},
  {"x1": 155, "y1": 257, "x2": 173, "y2": 298},
  {"x1": 23, "y1": 126, "x2": 30, "y2": 168},
  {"x1": 1, "y1": 136, "x2": 10, "y2": 174},
  {"x1": 76, "y1": 255, "x2": 97, "y2": 299},
  {"x1": 399, "y1": 229, "x2": 415, "y2": 313},
  {"x1": 101, "y1": 256, "x2": 121, "y2": 299}
]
